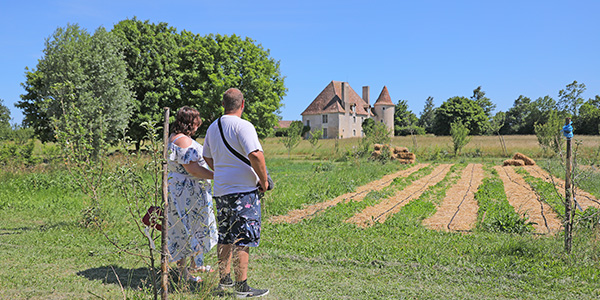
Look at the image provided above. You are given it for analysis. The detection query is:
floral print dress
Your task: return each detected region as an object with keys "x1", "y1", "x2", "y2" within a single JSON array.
[{"x1": 166, "y1": 137, "x2": 217, "y2": 266}]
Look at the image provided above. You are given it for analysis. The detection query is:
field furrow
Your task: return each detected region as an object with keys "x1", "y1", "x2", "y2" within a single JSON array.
[
  {"x1": 269, "y1": 163, "x2": 430, "y2": 224},
  {"x1": 524, "y1": 165, "x2": 600, "y2": 211},
  {"x1": 494, "y1": 166, "x2": 562, "y2": 234},
  {"x1": 423, "y1": 163, "x2": 485, "y2": 232},
  {"x1": 346, "y1": 164, "x2": 453, "y2": 228}
]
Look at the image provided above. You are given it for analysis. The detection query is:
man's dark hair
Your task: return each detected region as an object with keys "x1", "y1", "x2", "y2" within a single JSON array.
[{"x1": 223, "y1": 88, "x2": 244, "y2": 113}]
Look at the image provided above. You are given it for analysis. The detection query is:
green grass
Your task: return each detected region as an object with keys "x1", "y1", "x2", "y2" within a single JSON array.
[{"x1": 2, "y1": 152, "x2": 600, "y2": 299}]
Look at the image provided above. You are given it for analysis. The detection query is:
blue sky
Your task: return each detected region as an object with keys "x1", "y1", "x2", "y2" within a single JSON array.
[{"x1": 2, "y1": 0, "x2": 600, "y2": 125}]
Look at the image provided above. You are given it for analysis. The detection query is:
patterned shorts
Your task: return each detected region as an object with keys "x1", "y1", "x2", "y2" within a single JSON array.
[{"x1": 215, "y1": 190, "x2": 262, "y2": 247}]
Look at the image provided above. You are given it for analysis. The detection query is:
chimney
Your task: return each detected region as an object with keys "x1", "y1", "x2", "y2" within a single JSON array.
[
  {"x1": 362, "y1": 85, "x2": 370, "y2": 105},
  {"x1": 363, "y1": 86, "x2": 370, "y2": 116},
  {"x1": 341, "y1": 82, "x2": 346, "y2": 108}
]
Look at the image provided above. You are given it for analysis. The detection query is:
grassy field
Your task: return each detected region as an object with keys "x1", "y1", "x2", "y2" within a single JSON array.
[{"x1": 1, "y1": 135, "x2": 599, "y2": 299}]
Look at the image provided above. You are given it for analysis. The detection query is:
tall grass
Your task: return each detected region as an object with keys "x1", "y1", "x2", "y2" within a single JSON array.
[{"x1": 2, "y1": 135, "x2": 600, "y2": 299}]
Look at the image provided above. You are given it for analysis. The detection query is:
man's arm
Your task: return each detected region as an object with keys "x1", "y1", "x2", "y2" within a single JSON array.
[{"x1": 248, "y1": 150, "x2": 268, "y2": 192}]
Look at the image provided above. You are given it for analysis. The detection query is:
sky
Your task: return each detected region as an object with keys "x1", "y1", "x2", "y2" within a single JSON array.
[{"x1": 1, "y1": 0, "x2": 600, "y2": 125}]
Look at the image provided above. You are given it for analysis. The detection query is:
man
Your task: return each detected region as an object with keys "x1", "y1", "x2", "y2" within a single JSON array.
[{"x1": 203, "y1": 88, "x2": 270, "y2": 298}]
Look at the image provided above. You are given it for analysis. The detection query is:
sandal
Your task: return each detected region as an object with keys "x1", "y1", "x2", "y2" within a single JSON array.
[
  {"x1": 190, "y1": 265, "x2": 214, "y2": 273},
  {"x1": 187, "y1": 274, "x2": 202, "y2": 283}
]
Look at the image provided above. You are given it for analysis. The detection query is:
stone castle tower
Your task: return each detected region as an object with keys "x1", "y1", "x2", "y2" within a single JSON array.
[{"x1": 372, "y1": 86, "x2": 395, "y2": 137}]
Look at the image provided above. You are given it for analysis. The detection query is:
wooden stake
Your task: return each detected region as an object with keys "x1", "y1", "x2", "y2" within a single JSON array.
[
  {"x1": 564, "y1": 117, "x2": 573, "y2": 254},
  {"x1": 161, "y1": 107, "x2": 170, "y2": 299}
]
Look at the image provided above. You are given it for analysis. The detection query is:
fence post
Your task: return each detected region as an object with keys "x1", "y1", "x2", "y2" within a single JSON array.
[
  {"x1": 161, "y1": 107, "x2": 170, "y2": 299},
  {"x1": 564, "y1": 117, "x2": 573, "y2": 254}
]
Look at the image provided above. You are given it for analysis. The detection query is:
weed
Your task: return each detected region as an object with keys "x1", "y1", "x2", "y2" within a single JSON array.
[{"x1": 476, "y1": 176, "x2": 534, "y2": 234}]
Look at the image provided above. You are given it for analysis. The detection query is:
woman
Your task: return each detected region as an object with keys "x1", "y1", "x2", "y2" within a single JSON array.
[{"x1": 167, "y1": 106, "x2": 217, "y2": 282}]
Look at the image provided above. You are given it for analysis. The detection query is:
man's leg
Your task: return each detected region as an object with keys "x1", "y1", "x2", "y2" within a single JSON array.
[
  {"x1": 233, "y1": 245, "x2": 249, "y2": 282},
  {"x1": 217, "y1": 243, "x2": 233, "y2": 277}
]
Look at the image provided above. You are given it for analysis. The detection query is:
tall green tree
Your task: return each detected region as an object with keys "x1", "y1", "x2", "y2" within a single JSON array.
[
  {"x1": 393, "y1": 99, "x2": 421, "y2": 136},
  {"x1": 503, "y1": 95, "x2": 532, "y2": 134},
  {"x1": 433, "y1": 96, "x2": 489, "y2": 136},
  {"x1": 17, "y1": 24, "x2": 133, "y2": 145},
  {"x1": 558, "y1": 80, "x2": 586, "y2": 117},
  {"x1": 0, "y1": 99, "x2": 11, "y2": 141},
  {"x1": 178, "y1": 33, "x2": 286, "y2": 137},
  {"x1": 574, "y1": 95, "x2": 600, "y2": 135},
  {"x1": 471, "y1": 86, "x2": 496, "y2": 118},
  {"x1": 527, "y1": 96, "x2": 557, "y2": 134},
  {"x1": 111, "y1": 18, "x2": 181, "y2": 148},
  {"x1": 417, "y1": 96, "x2": 436, "y2": 134}
]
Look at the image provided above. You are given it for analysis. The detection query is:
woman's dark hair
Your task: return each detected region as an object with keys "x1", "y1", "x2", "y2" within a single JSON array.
[{"x1": 171, "y1": 106, "x2": 201, "y2": 136}]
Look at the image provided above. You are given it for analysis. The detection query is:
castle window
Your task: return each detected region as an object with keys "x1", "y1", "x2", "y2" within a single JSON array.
[
  {"x1": 353, "y1": 129, "x2": 356, "y2": 136},
  {"x1": 322, "y1": 114, "x2": 328, "y2": 123},
  {"x1": 353, "y1": 116, "x2": 356, "y2": 123},
  {"x1": 306, "y1": 120, "x2": 310, "y2": 127},
  {"x1": 323, "y1": 128, "x2": 328, "y2": 138}
]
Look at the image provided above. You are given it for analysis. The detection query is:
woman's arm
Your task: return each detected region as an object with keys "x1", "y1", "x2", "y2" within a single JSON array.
[
  {"x1": 182, "y1": 162, "x2": 214, "y2": 180},
  {"x1": 173, "y1": 134, "x2": 214, "y2": 180}
]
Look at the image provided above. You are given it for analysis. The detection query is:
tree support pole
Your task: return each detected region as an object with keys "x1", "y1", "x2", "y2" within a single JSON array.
[
  {"x1": 564, "y1": 117, "x2": 573, "y2": 254},
  {"x1": 161, "y1": 107, "x2": 170, "y2": 299}
]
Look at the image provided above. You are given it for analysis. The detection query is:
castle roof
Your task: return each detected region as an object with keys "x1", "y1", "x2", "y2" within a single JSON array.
[
  {"x1": 373, "y1": 86, "x2": 394, "y2": 106},
  {"x1": 301, "y1": 81, "x2": 371, "y2": 116}
]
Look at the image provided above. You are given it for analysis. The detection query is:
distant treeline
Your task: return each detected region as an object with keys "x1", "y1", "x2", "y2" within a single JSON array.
[{"x1": 393, "y1": 82, "x2": 599, "y2": 136}]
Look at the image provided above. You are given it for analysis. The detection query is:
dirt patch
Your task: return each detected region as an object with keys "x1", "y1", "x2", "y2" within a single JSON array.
[
  {"x1": 346, "y1": 164, "x2": 453, "y2": 228},
  {"x1": 494, "y1": 166, "x2": 562, "y2": 234},
  {"x1": 269, "y1": 163, "x2": 430, "y2": 224},
  {"x1": 524, "y1": 165, "x2": 600, "y2": 211},
  {"x1": 422, "y1": 163, "x2": 485, "y2": 232}
]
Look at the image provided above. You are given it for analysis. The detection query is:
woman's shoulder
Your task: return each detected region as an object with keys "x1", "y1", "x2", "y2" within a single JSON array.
[{"x1": 171, "y1": 134, "x2": 193, "y2": 149}]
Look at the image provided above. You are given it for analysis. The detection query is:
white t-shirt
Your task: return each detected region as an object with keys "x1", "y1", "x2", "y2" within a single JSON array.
[{"x1": 203, "y1": 115, "x2": 264, "y2": 197}]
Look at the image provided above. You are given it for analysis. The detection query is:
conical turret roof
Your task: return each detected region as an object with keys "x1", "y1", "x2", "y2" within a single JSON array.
[{"x1": 373, "y1": 86, "x2": 394, "y2": 106}]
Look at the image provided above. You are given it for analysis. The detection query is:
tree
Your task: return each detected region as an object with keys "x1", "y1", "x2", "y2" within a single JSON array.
[
  {"x1": 558, "y1": 80, "x2": 586, "y2": 117},
  {"x1": 393, "y1": 99, "x2": 422, "y2": 136},
  {"x1": 503, "y1": 95, "x2": 532, "y2": 134},
  {"x1": 489, "y1": 112, "x2": 508, "y2": 156},
  {"x1": 17, "y1": 24, "x2": 133, "y2": 145},
  {"x1": 534, "y1": 110, "x2": 564, "y2": 155},
  {"x1": 450, "y1": 121, "x2": 470, "y2": 156},
  {"x1": 308, "y1": 128, "x2": 323, "y2": 154},
  {"x1": 178, "y1": 33, "x2": 286, "y2": 138},
  {"x1": 362, "y1": 118, "x2": 375, "y2": 136},
  {"x1": 111, "y1": 18, "x2": 181, "y2": 149},
  {"x1": 574, "y1": 95, "x2": 600, "y2": 135},
  {"x1": 417, "y1": 96, "x2": 436, "y2": 134},
  {"x1": 526, "y1": 96, "x2": 557, "y2": 134},
  {"x1": 280, "y1": 120, "x2": 303, "y2": 158},
  {"x1": 471, "y1": 86, "x2": 496, "y2": 118},
  {"x1": 433, "y1": 96, "x2": 489, "y2": 136},
  {"x1": 0, "y1": 99, "x2": 11, "y2": 141}
]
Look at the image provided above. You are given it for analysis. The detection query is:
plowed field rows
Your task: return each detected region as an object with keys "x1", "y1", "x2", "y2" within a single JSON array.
[{"x1": 269, "y1": 163, "x2": 600, "y2": 234}]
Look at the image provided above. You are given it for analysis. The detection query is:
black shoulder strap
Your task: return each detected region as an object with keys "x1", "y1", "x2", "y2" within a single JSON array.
[{"x1": 218, "y1": 117, "x2": 251, "y2": 166}]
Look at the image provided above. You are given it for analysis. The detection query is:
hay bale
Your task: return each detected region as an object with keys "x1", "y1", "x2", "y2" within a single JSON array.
[
  {"x1": 393, "y1": 147, "x2": 409, "y2": 154},
  {"x1": 371, "y1": 150, "x2": 381, "y2": 157},
  {"x1": 503, "y1": 159, "x2": 525, "y2": 166},
  {"x1": 398, "y1": 158, "x2": 416, "y2": 164},
  {"x1": 513, "y1": 152, "x2": 536, "y2": 165},
  {"x1": 396, "y1": 152, "x2": 416, "y2": 160},
  {"x1": 373, "y1": 144, "x2": 383, "y2": 151}
]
